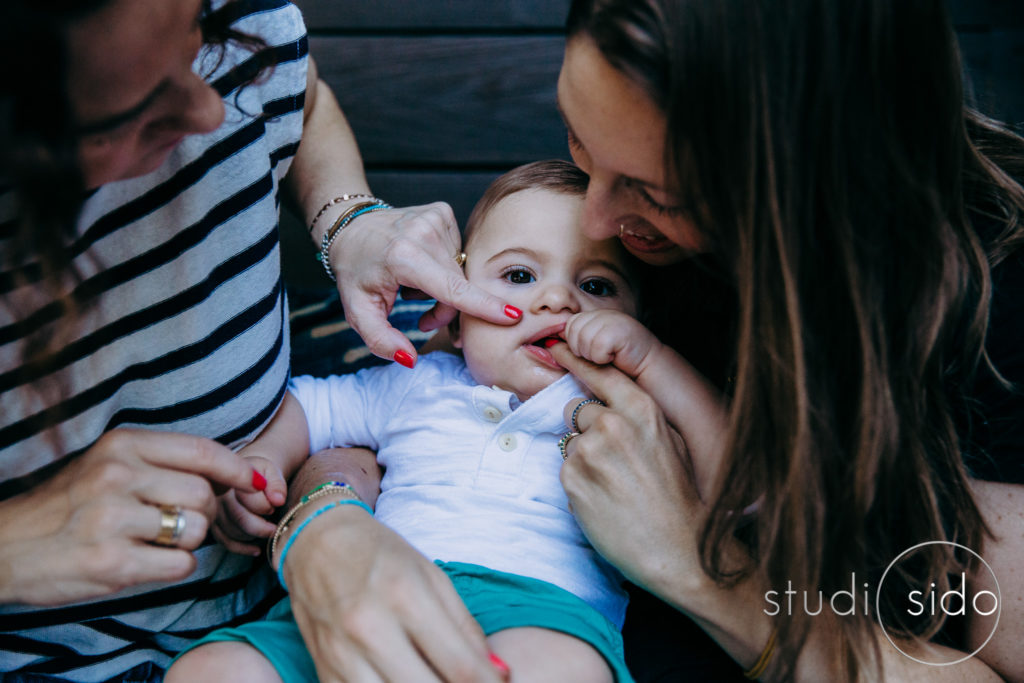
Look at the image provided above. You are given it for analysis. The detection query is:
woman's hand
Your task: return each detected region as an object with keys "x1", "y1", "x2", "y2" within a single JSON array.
[
  {"x1": 282, "y1": 447, "x2": 507, "y2": 682},
  {"x1": 283, "y1": 506, "x2": 506, "y2": 683},
  {"x1": 286, "y1": 58, "x2": 520, "y2": 365},
  {"x1": 0, "y1": 429, "x2": 259, "y2": 606},
  {"x1": 550, "y1": 342, "x2": 713, "y2": 599},
  {"x1": 330, "y1": 202, "x2": 521, "y2": 364},
  {"x1": 550, "y1": 344, "x2": 781, "y2": 674}
]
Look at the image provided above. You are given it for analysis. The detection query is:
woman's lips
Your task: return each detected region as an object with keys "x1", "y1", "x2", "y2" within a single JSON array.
[
  {"x1": 617, "y1": 215, "x2": 677, "y2": 254},
  {"x1": 619, "y1": 227, "x2": 677, "y2": 253}
]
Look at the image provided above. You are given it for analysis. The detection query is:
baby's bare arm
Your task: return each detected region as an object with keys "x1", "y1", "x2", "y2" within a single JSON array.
[
  {"x1": 212, "y1": 393, "x2": 314, "y2": 553},
  {"x1": 565, "y1": 310, "x2": 726, "y2": 498},
  {"x1": 242, "y1": 391, "x2": 311, "y2": 481}
]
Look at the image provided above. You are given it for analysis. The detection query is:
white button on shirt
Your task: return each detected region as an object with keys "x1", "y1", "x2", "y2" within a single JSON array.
[{"x1": 289, "y1": 351, "x2": 628, "y2": 628}]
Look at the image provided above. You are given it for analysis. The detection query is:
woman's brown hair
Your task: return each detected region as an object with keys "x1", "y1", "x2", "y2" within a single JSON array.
[{"x1": 568, "y1": 0, "x2": 1024, "y2": 678}]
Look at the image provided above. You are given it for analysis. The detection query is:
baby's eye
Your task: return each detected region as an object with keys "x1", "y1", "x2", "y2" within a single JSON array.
[
  {"x1": 580, "y1": 278, "x2": 617, "y2": 297},
  {"x1": 502, "y1": 267, "x2": 535, "y2": 285}
]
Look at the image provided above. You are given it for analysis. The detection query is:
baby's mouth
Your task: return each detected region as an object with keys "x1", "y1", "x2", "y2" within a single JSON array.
[
  {"x1": 524, "y1": 324, "x2": 567, "y2": 349},
  {"x1": 522, "y1": 327, "x2": 567, "y2": 369},
  {"x1": 530, "y1": 336, "x2": 562, "y2": 349}
]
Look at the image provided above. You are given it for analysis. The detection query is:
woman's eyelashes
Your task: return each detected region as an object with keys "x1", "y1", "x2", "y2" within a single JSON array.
[
  {"x1": 624, "y1": 178, "x2": 689, "y2": 217},
  {"x1": 639, "y1": 190, "x2": 687, "y2": 216},
  {"x1": 566, "y1": 128, "x2": 583, "y2": 151}
]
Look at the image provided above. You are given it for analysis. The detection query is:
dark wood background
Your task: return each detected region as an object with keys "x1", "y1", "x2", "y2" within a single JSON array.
[{"x1": 283, "y1": 0, "x2": 1024, "y2": 284}]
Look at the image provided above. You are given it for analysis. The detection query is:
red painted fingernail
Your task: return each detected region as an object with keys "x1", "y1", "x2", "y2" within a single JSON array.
[
  {"x1": 252, "y1": 470, "x2": 267, "y2": 491},
  {"x1": 504, "y1": 305, "x2": 522, "y2": 320},
  {"x1": 489, "y1": 652, "x2": 511, "y2": 676},
  {"x1": 393, "y1": 350, "x2": 415, "y2": 368},
  {"x1": 542, "y1": 338, "x2": 560, "y2": 348}
]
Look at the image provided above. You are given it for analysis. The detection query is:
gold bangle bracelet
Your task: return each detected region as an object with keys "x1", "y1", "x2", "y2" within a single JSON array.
[
  {"x1": 307, "y1": 194, "x2": 378, "y2": 235},
  {"x1": 267, "y1": 482, "x2": 362, "y2": 561},
  {"x1": 743, "y1": 628, "x2": 777, "y2": 679}
]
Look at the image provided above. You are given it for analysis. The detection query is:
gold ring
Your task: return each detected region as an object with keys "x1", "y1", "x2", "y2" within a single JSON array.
[
  {"x1": 558, "y1": 431, "x2": 581, "y2": 461},
  {"x1": 570, "y1": 399, "x2": 605, "y2": 433},
  {"x1": 454, "y1": 252, "x2": 467, "y2": 267},
  {"x1": 154, "y1": 505, "x2": 186, "y2": 546}
]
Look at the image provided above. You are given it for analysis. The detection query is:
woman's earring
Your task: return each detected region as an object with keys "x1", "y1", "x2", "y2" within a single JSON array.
[{"x1": 619, "y1": 224, "x2": 625, "y2": 238}]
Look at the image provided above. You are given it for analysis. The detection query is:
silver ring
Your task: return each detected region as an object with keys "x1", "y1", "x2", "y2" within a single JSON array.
[
  {"x1": 570, "y1": 399, "x2": 605, "y2": 433},
  {"x1": 558, "y1": 431, "x2": 580, "y2": 461},
  {"x1": 172, "y1": 508, "x2": 186, "y2": 542},
  {"x1": 154, "y1": 505, "x2": 186, "y2": 546}
]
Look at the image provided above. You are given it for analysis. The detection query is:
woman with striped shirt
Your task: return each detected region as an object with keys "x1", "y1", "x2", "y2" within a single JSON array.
[{"x1": 0, "y1": 1, "x2": 516, "y2": 680}]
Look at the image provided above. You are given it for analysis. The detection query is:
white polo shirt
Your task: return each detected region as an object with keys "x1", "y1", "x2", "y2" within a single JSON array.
[{"x1": 289, "y1": 351, "x2": 628, "y2": 627}]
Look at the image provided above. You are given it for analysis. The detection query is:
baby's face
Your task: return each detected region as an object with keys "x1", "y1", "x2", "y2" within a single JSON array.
[{"x1": 454, "y1": 188, "x2": 639, "y2": 401}]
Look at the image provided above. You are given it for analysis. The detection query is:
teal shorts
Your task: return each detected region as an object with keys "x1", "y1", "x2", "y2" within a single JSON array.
[{"x1": 176, "y1": 561, "x2": 633, "y2": 682}]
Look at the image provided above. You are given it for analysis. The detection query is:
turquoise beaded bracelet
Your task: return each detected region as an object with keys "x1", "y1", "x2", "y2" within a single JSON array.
[
  {"x1": 318, "y1": 202, "x2": 392, "y2": 281},
  {"x1": 275, "y1": 498, "x2": 374, "y2": 590}
]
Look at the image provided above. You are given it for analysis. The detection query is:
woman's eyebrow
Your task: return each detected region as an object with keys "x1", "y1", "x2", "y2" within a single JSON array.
[{"x1": 74, "y1": 80, "x2": 171, "y2": 136}]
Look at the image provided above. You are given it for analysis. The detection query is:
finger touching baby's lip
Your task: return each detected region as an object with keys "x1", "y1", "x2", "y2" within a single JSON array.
[
  {"x1": 548, "y1": 343, "x2": 642, "y2": 406},
  {"x1": 548, "y1": 341, "x2": 587, "y2": 370}
]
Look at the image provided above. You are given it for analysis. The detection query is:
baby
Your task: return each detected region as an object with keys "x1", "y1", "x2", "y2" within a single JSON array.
[{"x1": 170, "y1": 160, "x2": 662, "y2": 682}]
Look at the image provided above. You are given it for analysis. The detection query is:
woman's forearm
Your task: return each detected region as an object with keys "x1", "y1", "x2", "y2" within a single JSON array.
[
  {"x1": 284, "y1": 56, "x2": 373, "y2": 239},
  {"x1": 632, "y1": 341, "x2": 727, "y2": 500}
]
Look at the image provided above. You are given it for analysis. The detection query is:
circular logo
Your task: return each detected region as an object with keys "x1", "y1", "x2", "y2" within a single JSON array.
[{"x1": 875, "y1": 541, "x2": 1000, "y2": 666}]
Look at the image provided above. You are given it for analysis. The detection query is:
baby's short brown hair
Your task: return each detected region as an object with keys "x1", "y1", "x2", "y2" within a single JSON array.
[{"x1": 462, "y1": 160, "x2": 590, "y2": 249}]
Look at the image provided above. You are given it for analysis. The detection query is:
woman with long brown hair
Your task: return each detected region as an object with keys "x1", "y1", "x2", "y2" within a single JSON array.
[
  {"x1": 255, "y1": 1, "x2": 1023, "y2": 680},
  {"x1": 548, "y1": 0, "x2": 1024, "y2": 679}
]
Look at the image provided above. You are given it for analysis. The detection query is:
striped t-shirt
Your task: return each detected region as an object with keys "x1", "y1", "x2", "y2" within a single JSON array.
[{"x1": 0, "y1": 1, "x2": 306, "y2": 679}]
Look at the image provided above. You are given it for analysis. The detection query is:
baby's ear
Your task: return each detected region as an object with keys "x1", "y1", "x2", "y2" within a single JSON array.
[{"x1": 448, "y1": 315, "x2": 463, "y2": 349}]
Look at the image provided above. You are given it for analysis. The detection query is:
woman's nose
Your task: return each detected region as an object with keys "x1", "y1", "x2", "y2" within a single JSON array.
[
  {"x1": 168, "y1": 73, "x2": 225, "y2": 136},
  {"x1": 531, "y1": 281, "x2": 580, "y2": 314},
  {"x1": 580, "y1": 173, "x2": 622, "y2": 240}
]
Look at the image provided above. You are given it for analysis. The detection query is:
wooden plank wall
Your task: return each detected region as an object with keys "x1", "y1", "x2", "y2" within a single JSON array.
[{"x1": 282, "y1": 0, "x2": 1024, "y2": 286}]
